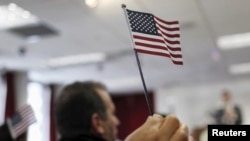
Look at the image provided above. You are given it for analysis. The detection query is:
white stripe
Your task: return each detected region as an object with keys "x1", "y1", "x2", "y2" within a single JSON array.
[
  {"x1": 132, "y1": 32, "x2": 162, "y2": 39},
  {"x1": 135, "y1": 45, "x2": 170, "y2": 54}
]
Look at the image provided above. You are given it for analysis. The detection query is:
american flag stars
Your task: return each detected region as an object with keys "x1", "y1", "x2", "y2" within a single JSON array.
[{"x1": 127, "y1": 10, "x2": 158, "y2": 35}]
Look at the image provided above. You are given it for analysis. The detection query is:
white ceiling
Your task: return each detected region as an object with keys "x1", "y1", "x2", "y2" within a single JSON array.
[{"x1": 1, "y1": 0, "x2": 250, "y2": 92}]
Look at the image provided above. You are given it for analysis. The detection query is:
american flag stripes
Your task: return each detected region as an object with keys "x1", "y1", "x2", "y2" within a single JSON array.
[
  {"x1": 7, "y1": 104, "x2": 36, "y2": 139},
  {"x1": 126, "y1": 9, "x2": 183, "y2": 65}
]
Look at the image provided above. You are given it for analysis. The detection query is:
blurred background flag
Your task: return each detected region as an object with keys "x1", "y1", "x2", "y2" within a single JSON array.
[
  {"x1": 125, "y1": 9, "x2": 183, "y2": 65},
  {"x1": 7, "y1": 104, "x2": 36, "y2": 139}
]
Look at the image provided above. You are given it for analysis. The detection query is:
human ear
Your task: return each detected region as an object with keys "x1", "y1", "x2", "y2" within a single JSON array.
[{"x1": 91, "y1": 113, "x2": 105, "y2": 134}]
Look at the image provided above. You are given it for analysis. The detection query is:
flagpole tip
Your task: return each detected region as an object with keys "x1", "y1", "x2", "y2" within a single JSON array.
[{"x1": 121, "y1": 4, "x2": 126, "y2": 8}]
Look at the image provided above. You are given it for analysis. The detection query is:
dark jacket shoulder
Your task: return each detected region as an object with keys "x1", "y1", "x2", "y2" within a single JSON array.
[
  {"x1": 60, "y1": 134, "x2": 107, "y2": 141},
  {"x1": 0, "y1": 122, "x2": 13, "y2": 141}
]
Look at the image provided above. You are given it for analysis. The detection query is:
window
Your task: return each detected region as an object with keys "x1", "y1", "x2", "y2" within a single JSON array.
[{"x1": 27, "y1": 82, "x2": 51, "y2": 141}]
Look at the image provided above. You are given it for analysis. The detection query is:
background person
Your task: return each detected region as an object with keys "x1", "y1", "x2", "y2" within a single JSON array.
[{"x1": 210, "y1": 90, "x2": 242, "y2": 125}]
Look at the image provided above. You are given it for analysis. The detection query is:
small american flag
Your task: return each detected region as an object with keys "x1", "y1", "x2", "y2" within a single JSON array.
[
  {"x1": 7, "y1": 104, "x2": 36, "y2": 139},
  {"x1": 126, "y1": 9, "x2": 183, "y2": 65}
]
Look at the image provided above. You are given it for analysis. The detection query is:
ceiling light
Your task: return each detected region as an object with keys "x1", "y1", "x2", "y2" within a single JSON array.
[
  {"x1": 0, "y1": 3, "x2": 38, "y2": 30},
  {"x1": 43, "y1": 53, "x2": 106, "y2": 68},
  {"x1": 26, "y1": 35, "x2": 41, "y2": 44},
  {"x1": 217, "y1": 32, "x2": 250, "y2": 50},
  {"x1": 85, "y1": 0, "x2": 98, "y2": 8},
  {"x1": 229, "y1": 62, "x2": 250, "y2": 75}
]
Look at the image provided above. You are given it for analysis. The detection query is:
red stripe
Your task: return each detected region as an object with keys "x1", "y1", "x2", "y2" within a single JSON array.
[
  {"x1": 167, "y1": 46, "x2": 181, "y2": 51},
  {"x1": 164, "y1": 38, "x2": 180, "y2": 44},
  {"x1": 156, "y1": 21, "x2": 180, "y2": 31},
  {"x1": 135, "y1": 49, "x2": 183, "y2": 65},
  {"x1": 160, "y1": 32, "x2": 180, "y2": 38},
  {"x1": 170, "y1": 53, "x2": 182, "y2": 58},
  {"x1": 135, "y1": 42, "x2": 168, "y2": 50},
  {"x1": 154, "y1": 16, "x2": 179, "y2": 25},
  {"x1": 135, "y1": 43, "x2": 182, "y2": 58},
  {"x1": 172, "y1": 60, "x2": 183, "y2": 65}
]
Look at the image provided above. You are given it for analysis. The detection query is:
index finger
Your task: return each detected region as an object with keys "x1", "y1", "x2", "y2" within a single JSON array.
[
  {"x1": 158, "y1": 114, "x2": 180, "y2": 141},
  {"x1": 170, "y1": 123, "x2": 189, "y2": 141}
]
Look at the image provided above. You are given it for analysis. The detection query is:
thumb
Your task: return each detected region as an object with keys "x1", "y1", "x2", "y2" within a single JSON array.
[{"x1": 125, "y1": 114, "x2": 164, "y2": 141}]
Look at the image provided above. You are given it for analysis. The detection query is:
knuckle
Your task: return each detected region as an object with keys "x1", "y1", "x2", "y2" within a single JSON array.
[{"x1": 166, "y1": 114, "x2": 180, "y2": 124}]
